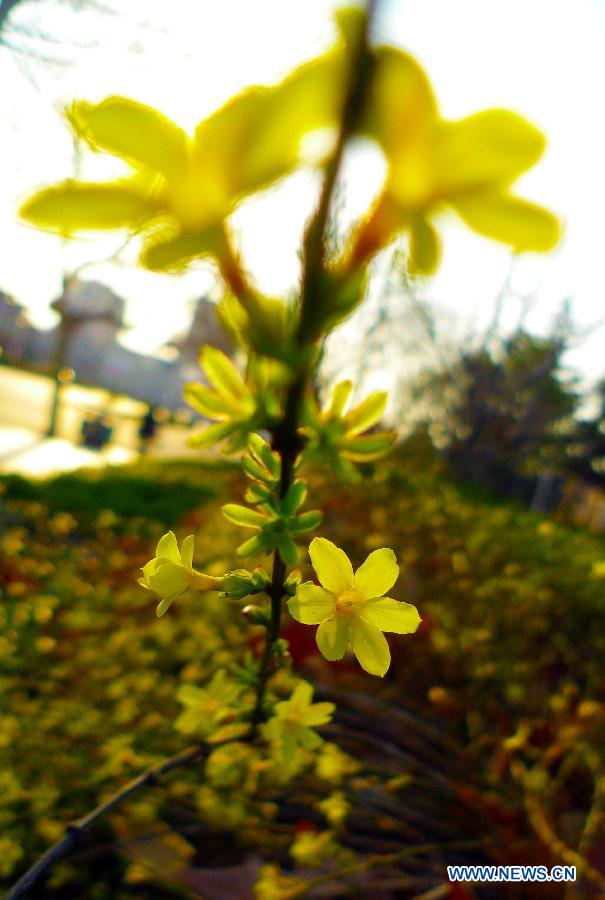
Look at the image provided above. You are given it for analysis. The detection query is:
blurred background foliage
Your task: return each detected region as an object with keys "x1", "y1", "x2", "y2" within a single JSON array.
[{"x1": 2, "y1": 446, "x2": 605, "y2": 895}]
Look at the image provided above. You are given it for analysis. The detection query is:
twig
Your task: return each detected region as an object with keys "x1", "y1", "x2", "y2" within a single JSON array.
[
  {"x1": 5, "y1": 742, "x2": 218, "y2": 900},
  {"x1": 250, "y1": 0, "x2": 380, "y2": 734}
]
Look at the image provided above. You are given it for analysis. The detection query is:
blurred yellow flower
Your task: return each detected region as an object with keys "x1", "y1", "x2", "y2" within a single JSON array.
[
  {"x1": 138, "y1": 531, "x2": 222, "y2": 616},
  {"x1": 288, "y1": 537, "x2": 420, "y2": 677},
  {"x1": 351, "y1": 47, "x2": 560, "y2": 273},
  {"x1": 263, "y1": 682, "x2": 335, "y2": 756}
]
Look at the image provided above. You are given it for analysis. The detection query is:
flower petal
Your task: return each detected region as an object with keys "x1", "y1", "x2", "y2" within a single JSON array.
[
  {"x1": 316, "y1": 617, "x2": 349, "y2": 661},
  {"x1": 359, "y1": 597, "x2": 421, "y2": 634},
  {"x1": 155, "y1": 531, "x2": 180, "y2": 563},
  {"x1": 309, "y1": 537, "x2": 354, "y2": 594},
  {"x1": 180, "y1": 535, "x2": 194, "y2": 570},
  {"x1": 148, "y1": 560, "x2": 190, "y2": 598},
  {"x1": 353, "y1": 548, "x2": 399, "y2": 599},
  {"x1": 288, "y1": 583, "x2": 335, "y2": 625},
  {"x1": 349, "y1": 618, "x2": 391, "y2": 677},
  {"x1": 302, "y1": 702, "x2": 336, "y2": 727},
  {"x1": 20, "y1": 181, "x2": 157, "y2": 235},
  {"x1": 451, "y1": 190, "x2": 560, "y2": 252},
  {"x1": 69, "y1": 96, "x2": 188, "y2": 179},
  {"x1": 434, "y1": 110, "x2": 546, "y2": 197},
  {"x1": 140, "y1": 227, "x2": 221, "y2": 271}
]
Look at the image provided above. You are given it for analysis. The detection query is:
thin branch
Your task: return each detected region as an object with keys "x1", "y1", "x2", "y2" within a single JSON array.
[
  {"x1": 5, "y1": 742, "x2": 220, "y2": 900},
  {"x1": 250, "y1": 0, "x2": 380, "y2": 735}
]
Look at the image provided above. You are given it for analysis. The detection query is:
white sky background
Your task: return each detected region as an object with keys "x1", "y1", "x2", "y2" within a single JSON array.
[{"x1": 1, "y1": 0, "x2": 605, "y2": 387}]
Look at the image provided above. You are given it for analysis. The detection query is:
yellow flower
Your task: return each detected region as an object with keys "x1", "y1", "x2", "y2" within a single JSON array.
[
  {"x1": 351, "y1": 47, "x2": 560, "y2": 273},
  {"x1": 288, "y1": 538, "x2": 420, "y2": 677},
  {"x1": 263, "y1": 682, "x2": 335, "y2": 755},
  {"x1": 138, "y1": 531, "x2": 222, "y2": 616}
]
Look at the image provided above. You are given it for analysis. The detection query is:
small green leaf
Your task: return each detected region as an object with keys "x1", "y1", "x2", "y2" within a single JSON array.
[
  {"x1": 329, "y1": 381, "x2": 353, "y2": 418},
  {"x1": 281, "y1": 479, "x2": 308, "y2": 515},
  {"x1": 222, "y1": 504, "x2": 271, "y2": 528},
  {"x1": 200, "y1": 346, "x2": 248, "y2": 401},
  {"x1": 248, "y1": 433, "x2": 280, "y2": 478},
  {"x1": 187, "y1": 421, "x2": 238, "y2": 448},
  {"x1": 277, "y1": 533, "x2": 298, "y2": 567},
  {"x1": 237, "y1": 534, "x2": 267, "y2": 557},
  {"x1": 340, "y1": 431, "x2": 396, "y2": 461},
  {"x1": 290, "y1": 510, "x2": 323, "y2": 533},
  {"x1": 242, "y1": 454, "x2": 272, "y2": 483},
  {"x1": 183, "y1": 383, "x2": 243, "y2": 419},
  {"x1": 342, "y1": 392, "x2": 387, "y2": 436}
]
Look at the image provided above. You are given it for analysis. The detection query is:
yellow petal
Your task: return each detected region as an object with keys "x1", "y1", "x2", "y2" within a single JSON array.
[
  {"x1": 452, "y1": 190, "x2": 561, "y2": 252},
  {"x1": 353, "y1": 548, "x2": 399, "y2": 599},
  {"x1": 434, "y1": 110, "x2": 546, "y2": 197},
  {"x1": 288, "y1": 583, "x2": 335, "y2": 625},
  {"x1": 365, "y1": 46, "x2": 437, "y2": 164},
  {"x1": 69, "y1": 96, "x2": 188, "y2": 178},
  {"x1": 309, "y1": 537, "x2": 354, "y2": 594},
  {"x1": 147, "y1": 560, "x2": 190, "y2": 598},
  {"x1": 193, "y1": 51, "x2": 343, "y2": 205},
  {"x1": 180, "y1": 535, "x2": 194, "y2": 570},
  {"x1": 20, "y1": 181, "x2": 156, "y2": 235},
  {"x1": 140, "y1": 227, "x2": 221, "y2": 271},
  {"x1": 359, "y1": 597, "x2": 421, "y2": 634},
  {"x1": 302, "y1": 701, "x2": 336, "y2": 727},
  {"x1": 349, "y1": 617, "x2": 391, "y2": 677},
  {"x1": 316, "y1": 617, "x2": 349, "y2": 661},
  {"x1": 156, "y1": 531, "x2": 180, "y2": 563}
]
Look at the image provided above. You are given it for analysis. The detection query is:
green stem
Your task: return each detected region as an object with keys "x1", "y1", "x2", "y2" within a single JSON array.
[{"x1": 249, "y1": 2, "x2": 378, "y2": 733}]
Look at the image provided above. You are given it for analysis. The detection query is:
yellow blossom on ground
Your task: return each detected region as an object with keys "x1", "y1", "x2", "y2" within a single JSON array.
[
  {"x1": 288, "y1": 538, "x2": 421, "y2": 677},
  {"x1": 263, "y1": 682, "x2": 335, "y2": 757},
  {"x1": 138, "y1": 531, "x2": 222, "y2": 616}
]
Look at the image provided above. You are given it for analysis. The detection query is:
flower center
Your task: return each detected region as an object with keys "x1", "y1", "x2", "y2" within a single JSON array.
[{"x1": 335, "y1": 588, "x2": 364, "y2": 613}]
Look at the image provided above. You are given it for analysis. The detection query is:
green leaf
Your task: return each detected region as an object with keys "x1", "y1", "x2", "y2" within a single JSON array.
[
  {"x1": 329, "y1": 381, "x2": 353, "y2": 418},
  {"x1": 200, "y1": 346, "x2": 248, "y2": 401},
  {"x1": 281, "y1": 479, "x2": 308, "y2": 515},
  {"x1": 69, "y1": 96, "x2": 189, "y2": 178},
  {"x1": 242, "y1": 454, "x2": 273, "y2": 484},
  {"x1": 20, "y1": 181, "x2": 156, "y2": 234},
  {"x1": 290, "y1": 510, "x2": 323, "y2": 533},
  {"x1": 408, "y1": 215, "x2": 440, "y2": 275},
  {"x1": 183, "y1": 383, "x2": 243, "y2": 420},
  {"x1": 222, "y1": 504, "x2": 271, "y2": 528},
  {"x1": 248, "y1": 434, "x2": 280, "y2": 478},
  {"x1": 343, "y1": 392, "x2": 388, "y2": 436},
  {"x1": 340, "y1": 431, "x2": 396, "y2": 461},
  {"x1": 187, "y1": 421, "x2": 238, "y2": 449},
  {"x1": 237, "y1": 534, "x2": 267, "y2": 558},
  {"x1": 277, "y1": 533, "x2": 298, "y2": 567}
]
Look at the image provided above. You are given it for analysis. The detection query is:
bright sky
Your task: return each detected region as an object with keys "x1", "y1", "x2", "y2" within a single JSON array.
[{"x1": 2, "y1": 0, "x2": 605, "y2": 383}]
